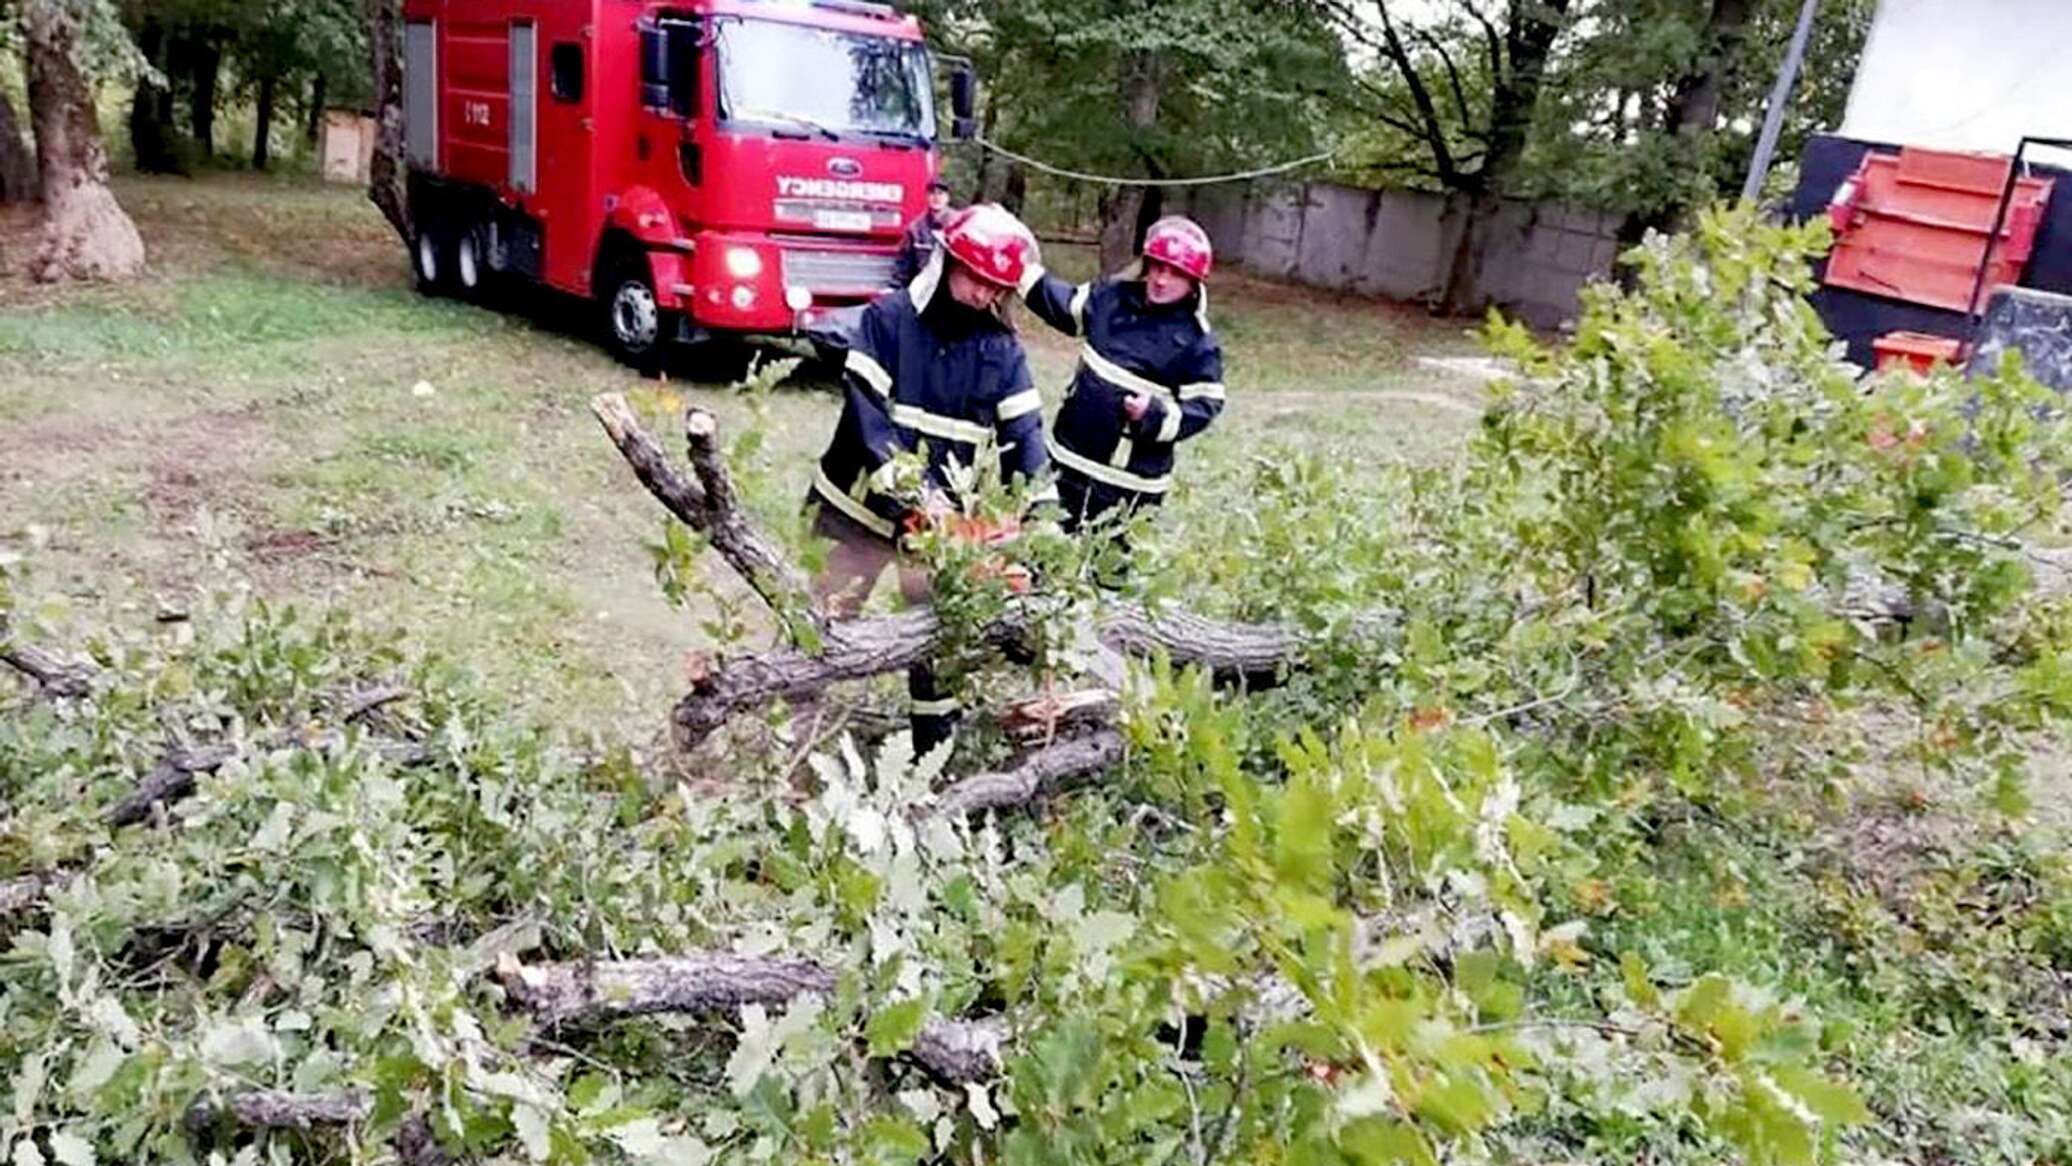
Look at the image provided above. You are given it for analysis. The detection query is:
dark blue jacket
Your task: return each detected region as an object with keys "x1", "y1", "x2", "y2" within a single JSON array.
[
  {"x1": 1020, "y1": 270, "x2": 1225, "y2": 507},
  {"x1": 890, "y1": 209, "x2": 948, "y2": 287},
  {"x1": 813, "y1": 254, "x2": 1052, "y2": 539}
]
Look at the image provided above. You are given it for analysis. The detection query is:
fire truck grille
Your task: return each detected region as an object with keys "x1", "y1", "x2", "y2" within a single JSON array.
[{"x1": 781, "y1": 248, "x2": 897, "y2": 296}]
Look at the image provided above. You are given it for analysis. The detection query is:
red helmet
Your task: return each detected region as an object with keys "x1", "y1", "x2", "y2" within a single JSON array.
[
  {"x1": 1142, "y1": 216, "x2": 1213, "y2": 282},
  {"x1": 941, "y1": 204, "x2": 1037, "y2": 289}
]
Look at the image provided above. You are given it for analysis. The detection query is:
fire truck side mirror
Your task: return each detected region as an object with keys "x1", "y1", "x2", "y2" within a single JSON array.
[
  {"x1": 639, "y1": 25, "x2": 671, "y2": 110},
  {"x1": 949, "y1": 65, "x2": 977, "y2": 129}
]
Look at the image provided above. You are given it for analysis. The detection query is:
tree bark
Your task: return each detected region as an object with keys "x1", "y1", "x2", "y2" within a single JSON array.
[
  {"x1": 498, "y1": 953, "x2": 1006, "y2": 1083},
  {"x1": 253, "y1": 72, "x2": 277, "y2": 170},
  {"x1": 189, "y1": 36, "x2": 222, "y2": 158},
  {"x1": 127, "y1": 18, "x2": 182, "y2": 175},
  {"x1": 1097, "y1": 50, "x2": 1161, "y2": 272},
  {"x1": 930, "y1": 729, "x2": 1126, "y2": 819},
  {"x1": 307, "y1": 73, "x2": 327, "y2": 145},
  {"x1": 0, "y1": 88, "x2": 37, "y2": 203},
  {"x1": 24, "y1": 0, "x2": 148, "y2": 282},
  {"x1": 1433, "y1": 0, "x2": 1572, "y2": 316},
  {"x1": 369, "y1": 0, "x2": 411, "y2": 241}
]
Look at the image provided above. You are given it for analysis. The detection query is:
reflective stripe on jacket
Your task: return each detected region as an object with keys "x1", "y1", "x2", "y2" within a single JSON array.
[
  {"x1": 1020, "y1": 269, "x2": 1224, "y2": 503},
  {"x1": 814, "y1": 253, "x2": 1051, "y2": 539}
]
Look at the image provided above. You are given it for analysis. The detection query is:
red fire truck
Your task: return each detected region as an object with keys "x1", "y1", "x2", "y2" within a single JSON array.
[{"x1": 398, "y1": 0, "x2": 974, "y2": 369}]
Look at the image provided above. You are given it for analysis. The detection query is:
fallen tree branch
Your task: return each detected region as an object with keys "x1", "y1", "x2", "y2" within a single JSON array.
[
  {"x1": 668, "y1": 601, "x2": 1318, "y2": 750},
  {"x1": 592, "y1": 393, "x2": 821, "y2": 629},
  {"x1": 340, "y1": 680, "x2": 411, "y2": 722},
  {"x1": 188, "y1": 1088, "x2": 373, "y2": 1133},
  {"x1": 0, "y1": 869, "x2": 69, "y2": 915},
  {"x1": 8, "y1": 725, "x2": 434, "y2": 918},
  {"x1": 498, "y1": 952, "x2": 1004, "y2": 1084},
  {"x1": 594, "y1": 393, "x2": 1351, "y2": 747},
  {"x1": 184, "y1": 1091, "x2": 451, "y2": 1164},
  {"x1": 106, "y1": 734, "x2": 430, "y2": 829},
  {"x1": 1, "y1": 616, "x2": 97, "y2": 697},
  {"x1": 929, "y1": 729, "x2": 1128, "y2": 819}
]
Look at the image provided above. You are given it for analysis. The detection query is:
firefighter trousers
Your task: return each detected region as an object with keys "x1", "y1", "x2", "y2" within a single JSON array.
[{"x1": 808, "y1": 504, "x2": 960, "y2": 757}]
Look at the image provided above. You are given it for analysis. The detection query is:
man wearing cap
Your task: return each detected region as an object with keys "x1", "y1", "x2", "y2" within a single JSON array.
[{"x1": 890, "y1": 179, "x2": 956, "y2": 287}]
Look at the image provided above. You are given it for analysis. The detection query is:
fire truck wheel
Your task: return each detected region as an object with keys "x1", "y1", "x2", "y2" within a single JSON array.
[
  {"x1": 454, "y1": 228, "x2": 489, "y2": 301},
  {"x1": 603, "y1": 261, "x2": 670, "y2": 375},
  {"x1": 411, "y1": 226, "x2": 451, "y2": 296}
]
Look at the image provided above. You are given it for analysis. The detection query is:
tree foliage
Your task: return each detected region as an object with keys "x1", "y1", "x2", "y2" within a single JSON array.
[{"x1": 6, "y1": 210, "x2": 2071, "y2": 1164}]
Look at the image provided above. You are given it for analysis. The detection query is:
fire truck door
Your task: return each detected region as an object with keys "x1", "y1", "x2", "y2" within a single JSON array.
[{"x1": 537, "y1": 33, "x2": 596, "y2": 291}]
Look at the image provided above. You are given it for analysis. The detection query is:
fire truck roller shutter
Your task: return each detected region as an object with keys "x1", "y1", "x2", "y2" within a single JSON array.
[
  {"x1": 403, "y1": 20, "x2": 447, "y2": 295},
  {"x1": 508, "y1": 21, "x2": 536, "y2": 194}
]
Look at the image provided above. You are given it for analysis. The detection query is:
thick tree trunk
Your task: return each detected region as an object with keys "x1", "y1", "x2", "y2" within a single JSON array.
[
  {"x1": 1002, "y1": 161, "x2": 1027, "y2": 216},
  {"x1": 25, "y1": 0, "x2": 148, "y2": 282},
  {"x1": 307, "y1": 73, "x2": 327, "y2": 144},
  {"x1": 1097, "y1": 50, "x2": 1161, "y2": 272},
  {"x1": 0, "y1": 89, "x2": 37, "y2": 204},
  {"x1": 253, "y1": 73, "x2": 277, "y2": 170},
  {"x1": 189, "y1": 37, "x2": 222, "y2": 158},
  {"x1": 1436, "y1": 190, "x2": 1503, "y2": 317},
  {"x1": 1434, "y1": 0, "x2": 1571, "y2": 315},
  {"x1": 369, "y1": 0, "x2": 412, "y2": 241},
  {"x1": 1669, "y1": 0, "x2": 1756, "y2": 141},
  {"x1": 128, "y1": 19, "x2": 182, "y2": 175},
  {"x1": 1617, "y1": 0, "x2": 1757, "y2": 246}
]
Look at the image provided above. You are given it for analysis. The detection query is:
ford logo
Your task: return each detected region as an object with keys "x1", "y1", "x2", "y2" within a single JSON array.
[{"x1": 828, "y1": 157, "x2": 863, "y2": 178}]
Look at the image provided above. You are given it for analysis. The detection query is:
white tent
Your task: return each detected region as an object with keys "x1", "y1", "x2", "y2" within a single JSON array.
[{"x1": 1840, "y1": 0, "x2": 2072, "y2": 154}]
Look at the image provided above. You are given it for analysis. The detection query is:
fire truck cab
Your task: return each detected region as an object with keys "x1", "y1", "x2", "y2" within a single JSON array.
[{"x1": 398, "y1": 0, "x2": 970, "y2": 369}]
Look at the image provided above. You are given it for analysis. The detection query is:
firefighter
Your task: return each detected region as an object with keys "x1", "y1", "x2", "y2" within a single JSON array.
[
  {"x1": 890, "y1": 180, "x2": 956, "y2": 288},
  {"x1": 809, "y1": 203, "x2": 1051, "y2": 755},
  {"x1": 1015, "y1": 215, "x2": 1225, "y2": 539}
]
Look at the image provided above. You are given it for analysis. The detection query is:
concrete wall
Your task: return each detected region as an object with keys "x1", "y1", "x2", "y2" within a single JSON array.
[{"x1": 1173, "y1": 181, "x2": 1621, "y2": 328}]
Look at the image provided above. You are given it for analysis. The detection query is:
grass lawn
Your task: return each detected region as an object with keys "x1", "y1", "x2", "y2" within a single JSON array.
[
  {"x1": 0, "y1": 172, "x2": 1488, "y2": 736},
  {"x1": 6, "y1": 173, "x2": 2070, "y2": 1163}
]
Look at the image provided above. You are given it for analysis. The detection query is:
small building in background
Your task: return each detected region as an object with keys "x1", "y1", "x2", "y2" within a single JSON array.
[
  {"x1": 1791, "y1": 0, "x2": 2072, "y2": 373},
  {"x1": 320, "y1": 110, "x2": 379, "y2": 185}
]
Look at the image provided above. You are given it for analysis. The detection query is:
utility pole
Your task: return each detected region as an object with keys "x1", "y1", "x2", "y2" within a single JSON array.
[{"x1": 1742, "y1": 0, "x2": 1822, "y2": 203}]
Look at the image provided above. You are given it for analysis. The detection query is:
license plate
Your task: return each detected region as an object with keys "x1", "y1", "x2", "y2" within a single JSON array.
[{"x1": 814, "y1": 209, "x2": 873, "y2": 233}]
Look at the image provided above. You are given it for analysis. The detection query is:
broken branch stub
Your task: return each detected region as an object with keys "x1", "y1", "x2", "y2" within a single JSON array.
[{"x1": 590, "y1": 393, "x2": 822, "y2": 628}]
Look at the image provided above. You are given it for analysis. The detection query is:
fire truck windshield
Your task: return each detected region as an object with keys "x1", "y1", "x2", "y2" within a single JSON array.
[{"x1": 715, "y1": 18, "x2": 936, "y2": 142}]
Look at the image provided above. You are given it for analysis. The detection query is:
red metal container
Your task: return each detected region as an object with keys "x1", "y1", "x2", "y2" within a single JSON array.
[
  {"x1": 1872, "y1": 330, "x2": 1964, "y2": 374},
  {"x1": 1824, "y1": 147, "x2": 2055, "y2": 314}
]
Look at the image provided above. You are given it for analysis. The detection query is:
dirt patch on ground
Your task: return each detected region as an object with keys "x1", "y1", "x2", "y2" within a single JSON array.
[
  {"x1": 143, "y1": 406, "x2": 271, "y2": 527},
  {"x1": 243, "y1": 525, "x2": 334, "y2": 564}
]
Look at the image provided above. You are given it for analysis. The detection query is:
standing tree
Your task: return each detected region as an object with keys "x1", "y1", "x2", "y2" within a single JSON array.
[
  {"x1": 914, "y1": 0, "x2": 1343, "y2": 268},
  {"x1": 22, "y1": 0, "x2": 147, "y2": 280},
  {"x1": 367, "y1": 0, "x2": 408, "y2": 241},
  {"x1": 123, "y1": 8, "x2": 182, "y2": 173},
  {"x1": 0, "y1": 91, "x2": 34, "y2": 204},
  {"x1": 1529, "y1": 0, "x2": 1872, "y2": 240},
  {"x1": 1314, "y1": 0, "x2": 1575, "y2": 315}
]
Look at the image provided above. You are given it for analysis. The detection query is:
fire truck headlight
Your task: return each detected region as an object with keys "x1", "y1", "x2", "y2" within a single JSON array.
[
  {"x1": 785, "y1": 286, "x2": 812, "y2": 311},
  {"x1": 732, "y1": 285, "x2": 757, "y2": 310},
  {"x1": 724, "y1": 246, "x2": 763, "y2": 279}
]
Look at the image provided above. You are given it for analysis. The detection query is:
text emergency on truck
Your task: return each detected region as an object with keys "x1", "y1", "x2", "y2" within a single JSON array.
[{"x1": 398, "y1": 0, "x2": 977, "y2": 370}]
